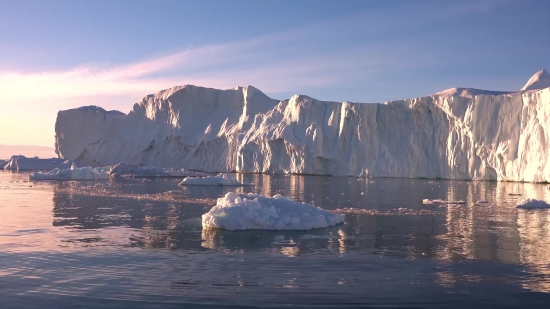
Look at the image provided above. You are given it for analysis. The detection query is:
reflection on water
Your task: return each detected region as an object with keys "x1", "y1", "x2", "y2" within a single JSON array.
[
  {"x1": 1, "y1": 171, "x2": 550, "y2": 308},
  {"x1": 518, "y1": 210, "x2": 550, "y2": 292}
]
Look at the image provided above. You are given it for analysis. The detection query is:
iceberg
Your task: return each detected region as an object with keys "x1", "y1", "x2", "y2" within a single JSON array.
[
  {"x1": 202, "y1": 192, "x2": 344, "y2": 230},
  {"x1": 54, "y1": 70, "x2": 550, "y2": 182},
  {"x1": 29, "y1": 163, "x2": 110, "y2": 180},
  {"x1": 516, "y1": 198, "x2": 550, "y2": 209},
  {"x1": 107, "y1": 162, "x2": 206, "y2": 178},
  {"x1": 54, "y1": 105, "x2": 126, "y2": 165},
  {"x1": 179, "y1": 173, "x2": 251, "y2": 186},
  {"x1": 3, "y1": 155, "x2": 87, "y2": 170}
]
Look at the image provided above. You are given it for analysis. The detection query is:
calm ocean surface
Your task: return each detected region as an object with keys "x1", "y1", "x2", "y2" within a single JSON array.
[{"x1": 1, "y1": 171, "x2": 549, "y2": 308}]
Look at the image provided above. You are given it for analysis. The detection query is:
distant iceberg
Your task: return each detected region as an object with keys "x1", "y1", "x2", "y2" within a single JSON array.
[
  {"x1": 3, "y1": 155, "x2": 87, "y2": 171},
  {"x1": 516, "y1": 198, "x2": 550, "y2": 209},
  {"x1": 107, "y1": 163, "x2": 206, "y2": 178},
  {"x1": 29, "y1": 163, "x2": 109, "y2": 180},
  {"x1": 179, "y1": 173, "x2": 251, "y2": 186},
  {"x1": 54, "y1": 70, "x2": 550, "y2": 182},
  {"x1": 202, "y1": 192, "x2": 344, "y2": 230}
]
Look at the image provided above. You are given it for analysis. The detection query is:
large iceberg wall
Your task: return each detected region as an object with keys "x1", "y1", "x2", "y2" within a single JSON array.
[{"x1": 54, "y1": 71, "x2": 550, "y2": 182}]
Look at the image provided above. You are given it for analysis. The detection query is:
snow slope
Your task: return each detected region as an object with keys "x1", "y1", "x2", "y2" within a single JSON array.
[
  {"x1": 202, "y1": 192, "x2": 344, "y2": 230},
  {"x1": 54, "y1": 70, "x2": 550, "y2": 182}
]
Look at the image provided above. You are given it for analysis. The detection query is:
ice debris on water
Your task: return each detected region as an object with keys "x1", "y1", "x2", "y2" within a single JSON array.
[
  {"x1": 422, "y1": 199, "x2": 466, "y2": 205},
  {"x1": 29, "y1": 163, "x2": 110, "y2": 180},
  {"x1": 107, "y1": 163, "x2": 206, "y2": 178},
  {"x1": 179, "y1": 173, "x2": 252, "y2": 186}
]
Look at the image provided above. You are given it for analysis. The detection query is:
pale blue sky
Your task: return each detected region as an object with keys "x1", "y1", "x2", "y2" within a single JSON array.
[{"x1": 0, "y1": 0, "x2": 549, "y2": 147}]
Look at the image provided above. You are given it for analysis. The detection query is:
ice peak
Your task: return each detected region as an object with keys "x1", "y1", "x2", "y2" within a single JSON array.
[
  {"x1": 243, "y1": 85, "x2": 262, "y2": 95},
  {"x1": 521, "y1": 69, "x2": 550, "y2": 91}
]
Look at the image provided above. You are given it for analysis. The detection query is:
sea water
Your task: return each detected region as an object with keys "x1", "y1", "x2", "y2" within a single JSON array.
[{"x1": 1, "y1": 171, "x2": 549, "y2": 308}]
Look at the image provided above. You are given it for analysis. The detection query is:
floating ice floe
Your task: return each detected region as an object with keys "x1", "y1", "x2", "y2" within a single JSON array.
[
  {"x1": 3, "y1": 155, "x2": 87, "y2": 170},
  {"x1": 515, "y1": 198, "x2": 550, "y2": 209},
  {"x1": 107, "y1": 163, "x2": 206, "y2": 178},
  {"x1": 29, "y1": 164, "x2": 110, "y2": 180},
  {"x1": 202, "y1": 192, "x2": 344, "y2": 230},
  {"x1": 179, "y1": 173, "x2": 251, "y2": 186},
  {"x1": 422, "y1": 199, "x2": 466, "y2": 205}
]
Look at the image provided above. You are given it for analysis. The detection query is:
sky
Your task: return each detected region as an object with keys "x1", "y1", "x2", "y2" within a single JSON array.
[{"x1": 0, "y1": 0, "x2": 549, "y2": 151}]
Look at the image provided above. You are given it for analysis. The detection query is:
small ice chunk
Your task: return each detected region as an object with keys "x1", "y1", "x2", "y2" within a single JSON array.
[
  {"x1": 179, "y1": 173, "x2": 252, "y2": 186},
  {"x1": 202, "y1": 192, "x2": 344, "y2": 230},
  {"x1": 516, "y1": 198, "x2": 550, "y2": 209},
  {"x1": 165, "y1": 190, "x2": 182, "y2": 194}
]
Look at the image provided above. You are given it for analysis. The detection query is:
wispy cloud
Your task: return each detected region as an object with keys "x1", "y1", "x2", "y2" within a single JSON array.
[{"x1": 0, "y1": 0, "x2": 525, "y2": 103}]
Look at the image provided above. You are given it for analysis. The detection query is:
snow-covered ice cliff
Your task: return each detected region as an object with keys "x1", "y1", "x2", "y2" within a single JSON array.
[{"x1": 54, "y1": 70, "x2": 550, "y2": 182}]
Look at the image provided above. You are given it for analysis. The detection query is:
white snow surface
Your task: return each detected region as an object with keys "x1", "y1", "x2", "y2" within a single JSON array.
[
  {"x1": 202, "y1": 192, "x2": 345, "y2": 230},
  {"x1": 3, "y1": 155, "x2": 87, "y2": 170},
  {"x1": 54, "y1": 70, "x2": 550, "y2": 182},
  {"x1": 107, "y1": 162, "x2": 206, "y2": 178},
  {"x1": 179, "y1": 173, "x2": 251, "y2": 186},
  {"x1": 29, "y1": 164, "x2": 110, "y2": 180},
  {"x1": 515, "y1": 198, "x2": 550, "y2": 209}
]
